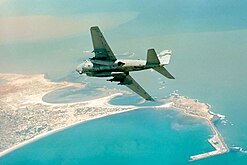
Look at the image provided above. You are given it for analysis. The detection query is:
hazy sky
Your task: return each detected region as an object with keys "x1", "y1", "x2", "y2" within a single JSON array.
[
  {"x1": 1, "y1": 2, "x2": 247, "y2": 160},
  {"x1": 1, "y1": 0, "x2": 247, "y2": 43},
  {"x1": 0, "y1": 0, "x2": 247, "y2": 91}
]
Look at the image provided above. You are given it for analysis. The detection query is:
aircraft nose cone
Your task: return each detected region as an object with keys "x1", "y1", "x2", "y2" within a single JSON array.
[
  {"x1": 76, "y1": 69, "x2": 81, "y2": 74},
  {"x1": 76, "y1": 65, "x2": 83, "y2": 74}
]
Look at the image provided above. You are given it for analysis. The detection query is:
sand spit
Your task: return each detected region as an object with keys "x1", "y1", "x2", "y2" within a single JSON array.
[
  {"x1": 0, "y1": 73, "x2": 135, "y2": 156},
  {"x1": 164, "y1": 95, "x2": 229, "y2": 161},
  {"x1": 0, "y1": 73, "x2": 229, "y2": 161}
]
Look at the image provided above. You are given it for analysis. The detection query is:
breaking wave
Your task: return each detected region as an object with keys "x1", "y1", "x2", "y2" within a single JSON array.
[{"x1": 231, "y1": 146, "x2": 247, "y2": 154}]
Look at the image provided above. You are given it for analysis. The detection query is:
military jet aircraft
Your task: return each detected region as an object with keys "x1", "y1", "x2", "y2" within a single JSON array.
[{"x1": 76, "y1": 26, "x2": 174, "y2": 101}]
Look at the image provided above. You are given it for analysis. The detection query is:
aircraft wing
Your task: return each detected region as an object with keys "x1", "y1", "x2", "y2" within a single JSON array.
[
  {"x1": 90, "y1": 26, "x2": 117, "y2": 61},
  {"x1": 109, "y1": 73, "x2": 154, "y2": 101}
]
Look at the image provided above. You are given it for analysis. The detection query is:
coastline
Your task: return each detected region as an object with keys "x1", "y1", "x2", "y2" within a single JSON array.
[
  {"x1": 0, "y1": 73, "x2": 229, "y2": 162},
  {"x1": 157, "y1": 95, "x2": 229, "y2": 161},
  {"x1": 0, "y1": 73, "x2": 137, "y2": 157},
  {"x1": 0, "y1": 93, "x2": 138, "y2": 157},
  {"x1": 189, "y1": 118, "x2": 229, "y2": 161},
  {"x1": 0, "y1": 108, "x2": 138, "y2": 158},
  {"x1": 1, "y1": 94, "x2": 229, "y2": 160}
]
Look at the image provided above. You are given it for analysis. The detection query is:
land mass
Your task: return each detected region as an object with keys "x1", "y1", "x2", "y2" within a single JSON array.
[
  {"x1": 164, "y1": 94, "x2": 229, "y2": 161},
  {"x1": 0, "y1": 73, "x2": 229, "y2": 161},
  {"x1": 0, "y1": 73, "x2": 135, "y2": 156}
]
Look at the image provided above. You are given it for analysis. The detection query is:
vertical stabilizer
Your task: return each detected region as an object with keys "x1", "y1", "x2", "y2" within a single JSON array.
[{"x1": 146, "y1": 49, "x2": 160, "y2": 65}]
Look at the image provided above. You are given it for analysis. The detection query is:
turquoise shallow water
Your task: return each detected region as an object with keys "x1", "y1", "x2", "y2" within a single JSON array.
[
  {"x1": 42, "y1": 85, "x2": 106, "y2": 103},
  {"x1": 1, "y1": 109, "x2": 215, "y2": 165},
  {"x1": 1, "y1": 0, "x2": 247, "y2": 164},
  {"x1": 109, "y1": 95, "x2": 163, "y2": 106}
]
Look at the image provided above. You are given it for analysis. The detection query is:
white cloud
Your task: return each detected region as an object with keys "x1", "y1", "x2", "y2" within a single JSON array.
[{"x1": 0, "y1": 12, "x2": 138, "y2": 43}]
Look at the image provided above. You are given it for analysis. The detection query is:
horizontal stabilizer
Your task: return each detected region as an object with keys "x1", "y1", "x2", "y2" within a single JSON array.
[{"x1": 153, "y1": 66, "x2": 175, "y2": 79}]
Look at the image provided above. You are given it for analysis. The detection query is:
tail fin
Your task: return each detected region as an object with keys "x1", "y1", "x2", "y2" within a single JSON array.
[
  {"x1": 146, "y1": 48, "x2": 175, "y2": 79},
  {"x1": 146, "y1": 49, "x2": 160, "y2": 65},
  {"x1": 153, "y1": 66, "x2": 175, "y2": 79}
]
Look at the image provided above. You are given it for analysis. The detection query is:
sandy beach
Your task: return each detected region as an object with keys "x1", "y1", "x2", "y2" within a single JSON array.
[
  {"x1": 0, "y1": 92, "x2": 137, "y2": 157},
  {"x1": 0, "y1": 73, "x2": 136, "y2": 157},
  {"x1": 0, "y1": 73, "x2": 229, "y2": 161}
]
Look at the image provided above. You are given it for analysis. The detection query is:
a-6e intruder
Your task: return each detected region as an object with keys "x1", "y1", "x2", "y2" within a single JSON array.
[{"x1": 76, "y1": 26, "x2": 174, "y2": 101}]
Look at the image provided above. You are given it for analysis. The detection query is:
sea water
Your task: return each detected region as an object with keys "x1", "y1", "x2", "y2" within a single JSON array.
[
  {"x1": 0, "y1": 109, "x2": 215, "y2": 165},
  {"x1": 1, "y1": 1, "x2": 247, "y2": 164},
  {"x1": 42, "y1": 85, "x2": 107, "y2": 103},
  {"x1": 1, "y1": 31, "x2": 247, "y2": 165}
]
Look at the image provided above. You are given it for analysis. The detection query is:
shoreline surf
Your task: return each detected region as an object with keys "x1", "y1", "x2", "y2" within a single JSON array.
[{"x1": 0, "y1": 93, "x2": 138, "y2": 157}]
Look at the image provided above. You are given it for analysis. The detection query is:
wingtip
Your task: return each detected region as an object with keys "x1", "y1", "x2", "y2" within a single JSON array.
[{"x1": 90, "y1": 26, "x2": 100, "y2": 30}]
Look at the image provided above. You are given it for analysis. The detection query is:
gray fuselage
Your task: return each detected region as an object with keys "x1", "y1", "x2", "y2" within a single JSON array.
[{"x1": 76, "y1": 59, "x2": 161, "y2": 77}]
